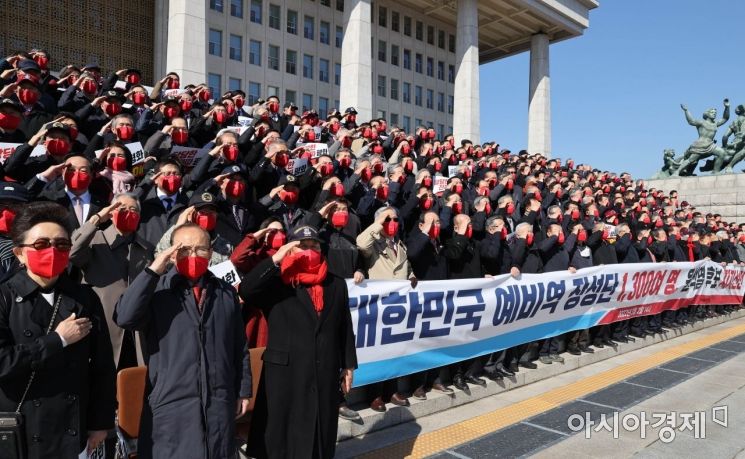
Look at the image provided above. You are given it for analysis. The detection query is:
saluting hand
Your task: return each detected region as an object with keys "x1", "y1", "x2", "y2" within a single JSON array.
[
  {"x1": 149, "y1": 243, "x2": 183, "y2": 275},
  {"x1": 271, "y1": 241, "x2": 300, "y2": 265}
]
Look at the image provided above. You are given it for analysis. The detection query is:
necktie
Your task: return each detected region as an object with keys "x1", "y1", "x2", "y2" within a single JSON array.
[
  {"x1": 163, "y1": 198, "x2": 173, "y2": 211},
  {"x1": 687, "y1": 240, "x2": 695, "y2": 262},
  {"x1": 193, "y1": 286, "x2": 203, "y2": 314},
  {"x1": 73, "y1": 197, "x2": 84, "y2": 225},
  {"x1": 388, "y1": 239, "x2": 398, "y2": 257},
  {"x1": 233, "y1": 205, "x2": 243, "y2": 230}
]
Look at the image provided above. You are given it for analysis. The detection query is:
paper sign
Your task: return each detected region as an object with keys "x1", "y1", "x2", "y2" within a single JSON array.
[
  {"x1": 285, "y1": 158, "x2": 309, "y2": 176},
  {"x1": 209, "y1": 260, "x2": 241, "y2": 288},
  {"x1": 126, "y1": 141, "x2": 145, "y2": 165},
  {"x1": 170, "y1": 145, "x2": 201, "y2": 168},
  {"x1": 302, "y1": 143, "x2": 329, "y2": 158},
  {"x1": 237, "y1": 116, "x2": 253, "y2": 127},
  {"x1": 114, "y1": 80, "x2": 127, "y2": 90},
  {"x1": 0, "y1": 142, "x2": 21, "y2": 163},
  {"x1": 448, "y1": 165, "x2": 458, "y2": 177},
  {"x1": 163, "y1": 88, "x2": 182, "y2": 98},
  {"x1": 433, "y1": 176, "x2": 449, "y2": 195}
]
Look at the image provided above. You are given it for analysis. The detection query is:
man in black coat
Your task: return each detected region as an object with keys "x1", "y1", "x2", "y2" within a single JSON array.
[
  {"x1": 134, "y1": 158, "x2": 189, "y2": 247},
  {"x1": 239, "y1": 225, "x2": 357, "y2": 459},
  {"x1": 115, "y1": 223, "x2": 251, "y2": 459}
]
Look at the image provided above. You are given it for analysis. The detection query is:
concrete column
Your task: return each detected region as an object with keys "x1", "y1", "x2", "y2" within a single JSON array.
[
  {"x1": 340, "y1": 0, "x2": 372, "y2": 121},
  {"x1": 528, "y1": 33, "x2": 551, "y2": 157},
  {"x1": 453, "y1": 0, "x2": 480, "y2": 145},
  {"x1": 165, "y1": 0, "x2": 207, "y2": 86},
  {"x1": 153, "y1": 0, "x2": 169, "y2": 80}
]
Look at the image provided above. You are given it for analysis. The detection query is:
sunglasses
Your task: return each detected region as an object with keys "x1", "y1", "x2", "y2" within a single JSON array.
[
  {"x1": 19, "y1": 237, "x2": 72, "y2": 252},
  {"x1": 384, "y1": 217, "x2": 399, "y2": 222}
]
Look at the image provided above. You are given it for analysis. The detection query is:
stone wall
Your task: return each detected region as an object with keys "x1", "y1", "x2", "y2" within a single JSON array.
[{"x1": 645, "y1": 174, "x2": 745, "y2": 223}]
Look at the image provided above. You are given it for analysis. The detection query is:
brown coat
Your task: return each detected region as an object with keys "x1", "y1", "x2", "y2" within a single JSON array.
[
  {"x1": 356, "y1": 222, "x2": 413, "y2": 280},
  {"x1": 70, "y1": 220, "x2": 154, "y2": 366}
]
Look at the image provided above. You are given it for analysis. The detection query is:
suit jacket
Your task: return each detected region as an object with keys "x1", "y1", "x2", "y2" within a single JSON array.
[
  {"x1": 136, "y1": 186, "x2": 188, "y2": 247},
  {"x1": 27, "y1": 177, "x2": 107, "y2": 231},
  {"x1": 356, "y1": 222, "x2": 413, "y2": 280},
  {"x1": 69, "y1": 220, "x2": 155, "y2": 366}
]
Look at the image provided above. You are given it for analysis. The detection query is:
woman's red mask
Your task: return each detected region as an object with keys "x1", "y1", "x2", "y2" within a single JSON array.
[
  {"x1": 107, "y1": 156, "x2": 127, "y2": 171},
  {"x1": 167, "y1": 78, "x2": 180, "y2": 90},
  {"x1": 359, "y1": 168, "x2": 372, "y2": 182},
  {"x1": 319, "y1": 163, "x2": 334, "y2": 176},
  {"x1": 525, "y1": 233, "x2": 534, "y2": 246},
  {"x1": 26, "y1": 247, "x2": 69, "y2": 278},
  {"x1": 268, "y1": 230, "x2": 286, "y2": 249}
]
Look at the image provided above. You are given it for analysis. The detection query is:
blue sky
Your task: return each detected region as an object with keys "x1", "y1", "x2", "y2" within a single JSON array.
[{"x1": 479, "y1": 0, "x2": 744, "y2": 180}]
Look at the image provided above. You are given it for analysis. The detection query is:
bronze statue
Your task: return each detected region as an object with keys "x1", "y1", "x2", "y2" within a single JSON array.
[
  {"x1": 652, "y1": 149, "x2": 682, "y2": 179},
  {"x1": 672, "y1": 99, "x2": 730, "y2": 175},
  {"x1": 721, "y1": 104, "x2": 745, "y2": 172}
]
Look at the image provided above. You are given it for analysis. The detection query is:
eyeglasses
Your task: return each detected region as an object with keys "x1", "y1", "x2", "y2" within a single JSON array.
[
  {"x1": 19, "y1": 237, "x2": 72, "y2": 252},
  {"x1": 176, "y1": 246, "x2": 211, "y2": 258},
  {"x1": 384, "y1": 217, "x2": 399, "y2": 222}
]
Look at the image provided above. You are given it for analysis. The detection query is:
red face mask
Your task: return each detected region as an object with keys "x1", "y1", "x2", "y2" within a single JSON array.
[
  {"x1": 223, "y1": 144, "x2": 239, "y2": 162},
  {"x1": 478, "y1": 186, "x2": 489, "y2": 197},
  {"x1": 420, "y1": 196, "x2": 433, "y2": 210},
  {"x1": 428, "y1": 224, "x2": 440, "y2": 239},
  {"x1": 81, "y1": 79, "x2": 97, "y2": 95},
  {"x1": 602, "y1": 229, "x2": 610, "y2": 241},
  {"x1": 500, "y1": 227, "x2": 508, "y2": 240},
  {"x1": 401, "y1": 143, "x2": 411, "y2": 155},
  {"x1": 104, "y1": 102, "x2": 122, "y2": 116},
  {"x1": 403, "y1": 161, "x2": 414, "y2": 174},
  {"x1": 179, "y1": 99, "x2": 193, "y2": 112},
  {"x1": 317, "y1": 163, "x2": 332, "y2": 176},
  {"x1": 195, "y1": 210, "x2": 217, "y2": 231},
  {"x1": 167, "y1": 78, "x2": 180, "y2": 90},
  {"x1": 422, "y1": 177, "x2": 433, "y2": 188},
  {"x1": 433, "y1": 162, "x2": 442, "y2": 172},
  {"x1": 360, "y1": 168, "x2": 372, "y2": 182},
  {"x1": 26, "y1": 247, "x2": 69, "y2": 278},
  {"x1": 484, "y1": 203, "x2": 492, "y2": 214},
  {"x1": 132, "y1": 92, "x2": 147, "y2": 105},
  {"x1": 126, "y1": 72, "x2": 140, "y2": 85},
  {"x1": 347, "y1": 114, "x2": 356, "y2": 123},
  {"x1": 0, "y1": 113, "x2": 21, "y2": 131},
  {"x1": 525, "y1": 233, "x2": 534, "y2": 246},
  {"x1": 577, "y1": 230, "x2": 588, "y2": 243},
  {"x1": 451, "y1": 183, "x2": 463, "y2": 194},
  {"x1": 376, "y1": 185, "x2": 389, "y2": 201},
  {"x1": 338, "y1": 157, "x2": 351, "y2": 168},
  {"x1": 279, "y1": 189, "x2": 299, "y2": 205},
  {"x1": 331, "y1": 211, "x2": 349, "y2": 228},
  {"x1": 464, "y1": 225, "x2": 473, "y2": 239},
  {"x1": 225, "y1": 179, "x2": 245, "y2": 198},
  {"x1": 176, "y1": 256, "x2": 209, "y2": 281},
  {"x1": 452, "y1": 201, "x2": 463, "y2": 215},
  {"x1": 164, "y1": 106, "x2": 180, "y2": 119},
  {"x1": 286, "y1": 249, "x2": 323, "y2": 274},
  {"x1": 655, "y1": 219, "x2": 664, "y2": 228},
  {"x1": 506, "y1": 203, "x2": 515, "y2": 215},
  {"x1": 160, "y1": 175, "x2": 182, "y2": 194},
  {"x1": 268, "y1": 102, "x2": 279, "y2": 113},
  {"x1": 18, "y1": 88, "x2": 39, "y2": 105},
  {"x1": 107, "y1": 156, "x2": 127, "y2": 171},
  {"x1": 112, "y1": 209, "x2": 140, "y2": 233},
  {"x1": 199, "y1": 90, "x2": 211, "y2": 102},
  {"x1": 172, "y1": 129, "x2": 188, "y2": 145},
  {"x1": 116, "y1": 125, "x2": 134, "y2": 141},
  {"x1": 571, "y1": 209, "x2": 580, "y2": 220},
  {"x1": 373, "y1": 163, "x2": 385, "y2": 174},
  {"x1": 372, "y1": 145, "x2": 383, "y2": 155},
  {"x1": 64, "y1": 170, "x2": 91, "y2": 192},
  {"x1": 341, "y1": 137, "x2": 352, "y2": 148},
  {"x1": 329, "y1": 122, "x2": 340, "y2": 134},
  {"x1": 34, "y1": 55, "x2": 49, "y2": 70},
  {"x1": 234, "y1": 97, "x2": 245, "y2": 108},
  {"x1": 274, "y1": 152, "x2": 289, "y2": 168},
  {"x1": 305, "y1": 130, "x2": 317, "y2": 142},
  {"x1": 642, "y1": 216, "x2": 651, "y2": 224},
  {"x1": 382, "y1": 219, "x2": 399, "y2": 237},
  {"x1": 0, "y1": 209, "x2": 15, "y2": 233},
  {"x1": 329, "y1": 182, "x2": 345, "y2": 197},
  {"x1": 225, "y1": 104, "x2": 236, "y2": 115},
  {"x1": 557, "y1": 232, "x2": 565, "y2": 244},
  {"x1": 214, "y1": 111, "x2": 227, "y2": 124},
  {"x1": 268, "y1": 230, "x2": 286, "y2": 249}
]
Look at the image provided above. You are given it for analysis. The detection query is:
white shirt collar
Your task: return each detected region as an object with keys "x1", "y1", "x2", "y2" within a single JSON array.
[
  {"x1": 156, "y1": 188, "x2": 178, "y2": 200},
  {"x1": 65, "y1": 189, "x2": 91, "y2": 204}
]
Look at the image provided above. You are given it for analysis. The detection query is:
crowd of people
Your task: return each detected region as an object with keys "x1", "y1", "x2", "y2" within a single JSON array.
[{"x1": 0, "y1": 48, "x2": 743, "y2": 459}]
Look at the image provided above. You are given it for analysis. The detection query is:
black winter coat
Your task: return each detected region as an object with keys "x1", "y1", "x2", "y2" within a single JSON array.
[
  {"x1": 115, "y1": 268, "x2": 251, "y2": 459},
  {"x1": 239, "y1": 258, "x2": 357, "y2": 459},
  {"x1": 0, "y1": 271, "x2": 116, "y2": 459}
]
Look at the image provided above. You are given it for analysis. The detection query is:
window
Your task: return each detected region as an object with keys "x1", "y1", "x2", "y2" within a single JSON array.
[
  {"x1": 390, "y1": 113, "x2": 398, "y2": 126},
  {"x1": 269, "y1": 4, "x2": 280, "y2": 29},
  {"x1": 391, "y1": 79, "x2": 399, "y2": 100},
  {"x1": 438, "y1": 30, "x2": 445, "y2": 49},
  {"x1": 391, "y1": 11, "x2": 399, "y2": 32},
  {"x1": 378, "y1": 6, "x2": 387, "y2": 27},
  {"x1": 378, "y1": 40, "x2": 386, "y2": 62},
  {"x1": 209, "y1": 29, "x2": 222, "y2": 56},
  {"x1": 286, "y1": 90, "x2": 296, "y2": 105},
  {"x1": 402, "y1": 82, "x2": 411, "y2": 103},
  {"x1": 229, "y1": 77, "x2": 242, "y2": 91},
  {"x1": 391, "y1": 45, "x2": 399, "y2": 66},
  {"x1": 268, "y1": 45, "x2": 279, "y2": 70},
  {"x1": 377, "y1": 75, "x2": 386, "y2": 97},
  {"x1": 286, "y1": 49, "x2": 297, "y2": 74},
  {"x1": 426, "y1": 57, "x2": 433, "y2": 77},
  {"x1": 427, "y1": 26, "x2": 434, "y2": 45},
  {"x1": 437, "y1": 92, "x2": 444, "y2": 112},
  {"x1": 448, "y1": 95, "x2": 454, "y2": 114},
  {"x1": 231, "y1": 0, "x2": 243, "y2": 17},
  {"x1": 449, "y1": 34, "x2": 456, "y2": 53},
  {"x1": 448, "y1": 64, "x2": 455, "y2": 83},
  {"x1": 403, "y1": 49, "x2": 411, "y2": 70},
  {"x1": 287, "y1": 9, "x2": 298, "y2": 34},
  {"x1": 415, "y1": 21, "x2": 423, "y2": 40},
  {"x1": 319, "y1": 58, "x2": 329, "y2": 82},
  {"x1": 249, "y1": 40, "x2": 261, "y2": 66},
  {"x1": 320, "y1": 21, "x2": 330, "y2": 45},
  {"x1": 403, "y1": 16, "x2": 411, "y2": 36},
  {"x1": 415, "y1": 118, "x2": 423, "y2": 127},
  {"x1": 304, "y1": 15, "x2": 314, "y2": 40},
  {"x1": 319, "y1": 97, "x2": 329, "y2": 117},
  {"x1": 437, "y1": 61, "x2": 444, "y2": 80},
  {"x1": 302, "y1": 94, "x2": 313, "y2": 112},
  {"x1": 320, "y1": 0, "x2": 330, "y2": 6},
  {"x1": 248, "y1": 82, "x2": 261, "y2": 104},
  {"x1": 303, "y1": 54, "x2": 313, "y2": 79},
  {"x1": 210, "y1": 0, "x2": 223, "y2": 13},
  {"x1": 267, "y1": 86, "x2": 279, "y2": 97},
  {"x1": 250, "y1": 0, "x2": 262, "y2": 23},
  {"x1": 229, "y1": 35, "x2": 242, "y2": 62},
  {"x1": 415, "y1": 53, "x2": 422, "y2": 73},
  {"x1": 208, "y1": 73, "x2": 221, "y2": 96},
  {"x1": 335, "y1": 26, "x2": 343, "y2": 47},
  {"x1": 438, "y1": 123, "x2": 445, "y2": 135},
  {"x1": 427, "y1": 120, "x2": 433, "y2": 128},
  {"x1": 403, "y1": 115, "x2": 411, "y2": 132},
  {"x1": 426, "y1": 89, "x2": 433, "y2": 109},
  {"x1": 415, "y1": 85, "x2": 422, "y2": 106},
  {"x1": 336, "y1": 0, "x2": 344, "y2": 12},
  {"x1": 377, "y1": 110, "x2": 386, "y2": 119},
  {"x1": 334, "y1": 63, "x2": 341, "y2": 85}
]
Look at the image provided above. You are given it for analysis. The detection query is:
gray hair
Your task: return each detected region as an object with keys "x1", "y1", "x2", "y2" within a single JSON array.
[
  {"x1": 497, "y1": 195, "x2": 513, "y2": 207},
  {"x1": 113, "y1": 192, "x2": 141, "y2": 212},
  {"x1": 374, "y1": 206, "x2": 398, "y2": 221},
  {"x1": 515, "y1": 222, "x2": 532, "y2": 234}
]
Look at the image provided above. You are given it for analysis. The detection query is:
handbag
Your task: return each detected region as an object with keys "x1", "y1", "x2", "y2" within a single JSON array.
[{"x1": 0, "y1": 294, "x2": 62, "y2": 459}]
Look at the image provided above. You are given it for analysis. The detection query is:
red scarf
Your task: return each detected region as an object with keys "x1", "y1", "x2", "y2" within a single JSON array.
[
  {"x1": 281, "y1": 252, "x2": 328, "y2": 314},
  {"x1": 687, "y1": 239, "x2": 695, "y2": 262}
]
